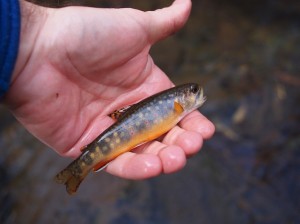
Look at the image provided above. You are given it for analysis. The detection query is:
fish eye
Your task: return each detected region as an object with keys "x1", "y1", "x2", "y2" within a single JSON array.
[{"x1": 190, "y1": 85, "x2": 199, "y2": 94}]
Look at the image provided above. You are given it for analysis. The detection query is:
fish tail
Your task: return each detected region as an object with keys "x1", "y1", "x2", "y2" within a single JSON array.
[{"x1": 54, "y1": 164, "x2": 89, "y2": 195}]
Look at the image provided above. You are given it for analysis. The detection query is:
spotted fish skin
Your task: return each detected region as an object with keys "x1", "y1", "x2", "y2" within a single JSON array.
[{"x1": 54, "y1": 83, "x2": 206, "y2": 194}]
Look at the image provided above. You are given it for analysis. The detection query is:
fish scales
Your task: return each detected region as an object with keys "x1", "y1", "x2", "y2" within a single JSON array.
[
  {"x1": 85, "y1": 89, "x2": 184, "y2": 170},
  {"x1": 55, "y1": 83, "x2": 206, "y2": 194}
]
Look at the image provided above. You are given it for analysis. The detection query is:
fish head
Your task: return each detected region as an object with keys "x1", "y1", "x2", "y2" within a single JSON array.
[{"x1": 176, "y1": 83, "x2": 206, "y2": 113}]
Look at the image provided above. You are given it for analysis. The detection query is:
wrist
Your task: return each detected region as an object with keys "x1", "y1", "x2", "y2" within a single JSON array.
[
  {"x1": 0, "y1": 0, "x2": 20, "y2": 97},
  {"x1": 11, "y1": 0, "x2": 48, "y2": 84}
]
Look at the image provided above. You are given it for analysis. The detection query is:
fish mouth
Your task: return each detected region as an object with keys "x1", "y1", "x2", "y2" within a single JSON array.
[{"x1": 196, "y1": 87, "x2": 206, "y2": 106}]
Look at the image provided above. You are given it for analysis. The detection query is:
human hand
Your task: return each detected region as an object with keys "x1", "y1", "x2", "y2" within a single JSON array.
[{"x1": 4, "y1": 0, "x2": 214, "y2": 179}]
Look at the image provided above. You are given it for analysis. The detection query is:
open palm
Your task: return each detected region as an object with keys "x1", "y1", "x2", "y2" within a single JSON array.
[{"x1": 5, "y1": 0, "x2": 214, "y2": 179}]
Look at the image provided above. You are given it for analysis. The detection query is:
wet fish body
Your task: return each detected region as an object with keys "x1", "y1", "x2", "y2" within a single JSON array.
[{"x1": 55, "y1": 83, "x2": 206, "y2": 194}]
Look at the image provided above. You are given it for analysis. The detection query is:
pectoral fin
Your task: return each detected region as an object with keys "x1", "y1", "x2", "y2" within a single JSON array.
[{"x1": 174, "y1": 101, "x2": 184, "y2": 114}]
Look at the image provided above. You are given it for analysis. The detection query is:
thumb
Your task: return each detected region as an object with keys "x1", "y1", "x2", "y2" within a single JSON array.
[{"x1": 146, "y1": 0, "x2": 192, "y2": 43}]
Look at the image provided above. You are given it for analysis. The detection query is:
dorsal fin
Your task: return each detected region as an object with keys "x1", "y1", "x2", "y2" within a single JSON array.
[
  {"x1": 108, "y1": 105, "x2": 133, "y2": 121},
  {"x1": 80, "y1": 145, "x2": 87, "y2": 152}
]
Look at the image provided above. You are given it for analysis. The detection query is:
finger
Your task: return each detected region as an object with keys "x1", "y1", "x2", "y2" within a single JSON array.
[
  {"x1": 106, "y1": 152, "x2": 162, "y2": 179},
  {"x1": 162, "y1": 126, "x2": 203, "y2": 156},
  {"x1": 179, "y1": 110, "x2": 215, "y2": 140},
  {"x1": 158, "y1": 145, "x2": 186, "y2": 174},
  {"x1": 146, "y1": 0, "x2": 192, "y2": 43},
  {"x1": 134, "y1": 141, "x2": 187, "y2": 174},
  {"x1": 106, "y1": 142, "x2": 186, "y2": 178}
]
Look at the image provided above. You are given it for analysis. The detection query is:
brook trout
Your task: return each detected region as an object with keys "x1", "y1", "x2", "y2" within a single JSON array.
[{"x1": 55, "y1": 83, "x2": 206, "y2": 194}]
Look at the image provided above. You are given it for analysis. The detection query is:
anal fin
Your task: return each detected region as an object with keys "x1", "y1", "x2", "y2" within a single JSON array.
[{"x1": 93, "y1": 159, "x2": 111, "y2": 172}]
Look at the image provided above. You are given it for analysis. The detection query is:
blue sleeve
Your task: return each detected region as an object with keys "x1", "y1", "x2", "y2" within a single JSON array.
[{"x1": 0, "y1": 0, "x2": 20, "y2": 97}]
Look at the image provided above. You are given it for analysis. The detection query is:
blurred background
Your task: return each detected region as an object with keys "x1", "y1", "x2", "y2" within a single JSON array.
[{"x1": 1, "y1": 0, "x2": 299, "y2": 223}]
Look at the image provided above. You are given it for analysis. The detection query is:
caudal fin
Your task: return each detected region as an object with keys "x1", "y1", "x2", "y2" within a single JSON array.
[{"x1": 54, "y1": 166, "x2": 88, "y2": 195}]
